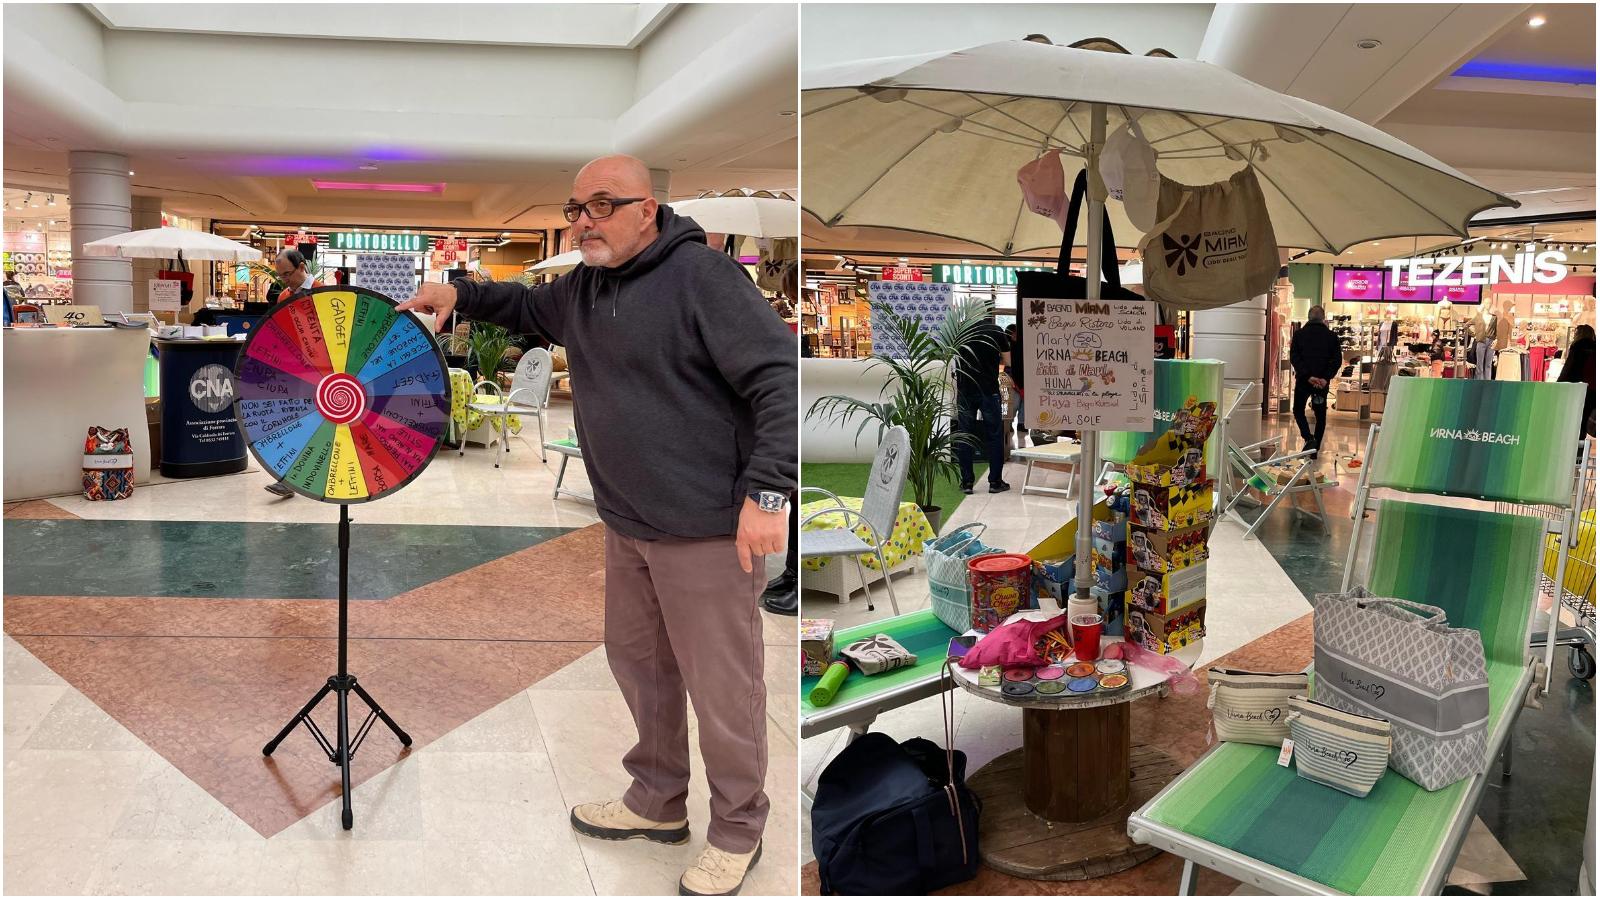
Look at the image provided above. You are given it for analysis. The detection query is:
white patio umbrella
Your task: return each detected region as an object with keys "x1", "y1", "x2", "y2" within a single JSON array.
[
  {"x1": 803, "y1": 39, "x2": 1513, "y2": 256},
  {"x1": 669, "y1": 196, "x2": 799, "y2": 239},
  {"x1": 530, "y1": 249, "x2": 583, "y2": 275},
  {"x1": 803, "y1": 38, "x2": 1517, "y2": 607},
  {"x1": 80, "y1": 226, "x2": 263, "y2": 263}
]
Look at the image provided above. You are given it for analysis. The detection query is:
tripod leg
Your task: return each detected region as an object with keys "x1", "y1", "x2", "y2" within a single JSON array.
[
  {"x1": 264, "y1": 680, "x2": 335, "y2": 756},
  {"x1": 338, "y1": 683, "x2": 353, "y2": 830},
  {"x1": 351, "y1": 680, "x2": 413, "y2": 747}
]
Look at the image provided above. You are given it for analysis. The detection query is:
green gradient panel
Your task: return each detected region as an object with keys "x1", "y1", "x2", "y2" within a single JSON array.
[
  {"x1": 1101, "y1": 359, "x2": 1225, "y2": 468},
  {"x1": 1370, "y1": 378, "x2": 1584, "y2": 505},
  {"x1": 800, "y1": 609, "x2": 958, "y2": 718}
]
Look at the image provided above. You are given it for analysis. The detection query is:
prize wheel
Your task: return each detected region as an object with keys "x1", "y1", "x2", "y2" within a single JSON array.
[{"x1": 234, "y1": 286, "x2": 449, "y2": 503}]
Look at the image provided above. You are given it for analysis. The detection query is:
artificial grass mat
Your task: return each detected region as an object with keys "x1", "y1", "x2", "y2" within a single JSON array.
[{"x1": 800, "y1": 462, "x2": 982, "y2": 528}]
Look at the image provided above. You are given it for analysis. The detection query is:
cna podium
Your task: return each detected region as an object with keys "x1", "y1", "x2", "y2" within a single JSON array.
[{"x1": 154, "y1": 338, "x2": 248, "y2": 478}]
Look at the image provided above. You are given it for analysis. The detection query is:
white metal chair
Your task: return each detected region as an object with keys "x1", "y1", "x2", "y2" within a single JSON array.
[
  {"x1": 800, "y1": 425, "x2": 911, "y2": 616},
  {"x1": 1215, "y1": 383, "x2": 1336, "y2": 540},
  {"x1": 468, "y1": 347, "x2": 551, "y2": 467}
]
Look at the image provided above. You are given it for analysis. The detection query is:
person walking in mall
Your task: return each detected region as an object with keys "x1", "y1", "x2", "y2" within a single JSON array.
[
  {"x1": 1557, "y1": 323, "x2": 1595, "y2": 438},
  {"x1": 1004, "y1": 323, "x2": 1024, "y2": 432},
  {"x1": 398, "y1": 155, "x2": 794, "y2": 897},
  {"x1": 954, "y1": 316, "x2": 1011, "y2": 493},
  {"x1": 1290, "y1": 305, "x2": 1343, "y2": 458},
  {"x1": 264, "y1": 249, "x2": 318, "y2": 498}
]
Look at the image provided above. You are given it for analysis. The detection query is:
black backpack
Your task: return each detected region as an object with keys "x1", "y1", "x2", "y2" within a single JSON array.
[{"x1": 811, "y1": 731, "x2": 982, "y2": 895}]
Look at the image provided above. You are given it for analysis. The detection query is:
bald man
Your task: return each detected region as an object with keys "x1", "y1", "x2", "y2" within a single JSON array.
[{"x1": 400, "y1": 156, "x2": 794, "y2": 896}]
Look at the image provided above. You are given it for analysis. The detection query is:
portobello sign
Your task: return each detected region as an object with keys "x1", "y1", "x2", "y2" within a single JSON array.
[{"x1": 1382, "y1": 247, "x2": 1567, "y2": 287}]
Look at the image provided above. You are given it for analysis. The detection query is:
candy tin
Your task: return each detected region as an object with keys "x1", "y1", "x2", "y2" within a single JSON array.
[
  {"x1": 1035, "y1": 665, "x2": 1065, "y2": 681},
  {"x1": 1002, "y1": 667, "x2": 1035, "y2": 682},
  {"x1": 1099, "y1": 673, "x2": 1129, "y2": 689},
  {"x1": 1065, "y1": 662, "x2": 1096, "y2": 679},
  {"x1": 1035, "y1": 680, "x2": 1066, "y2": 695},
  {"x1": 1067, "y1": 677, "x2": 1099, "y2": 693},
  {"x1": 1095, "y1": 659, "x2": 1126, "y2": 675},
  {"x1": 1002, "y1": 680, "x2": 1036, "y2": 697}
]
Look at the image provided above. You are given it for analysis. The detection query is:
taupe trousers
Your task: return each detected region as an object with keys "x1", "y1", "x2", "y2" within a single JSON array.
[{"x1": 604, "y1": 527, "x2": 769, "y2": 853}]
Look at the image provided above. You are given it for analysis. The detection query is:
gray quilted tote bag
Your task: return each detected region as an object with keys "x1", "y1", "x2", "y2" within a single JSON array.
[{"x1": 1312, "y1": 588, "x2": 1489, "y2": 791}]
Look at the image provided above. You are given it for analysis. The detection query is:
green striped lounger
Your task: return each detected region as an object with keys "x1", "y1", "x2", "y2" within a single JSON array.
[
  {"x1": 1130, "y1": 502, "x2": 1546, "y2": 894},
  {"x1": 800, "y1": 608, "x2": 960, "y2": 739}
]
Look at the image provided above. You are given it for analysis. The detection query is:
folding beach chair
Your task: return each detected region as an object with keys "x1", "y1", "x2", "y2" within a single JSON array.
[
  {"x1": 1215, "y1": 384, "x2": 1337, "y2": 539},
  {"x1": 1128, "y1": 378, "x2": 1589, "y2": 895}
]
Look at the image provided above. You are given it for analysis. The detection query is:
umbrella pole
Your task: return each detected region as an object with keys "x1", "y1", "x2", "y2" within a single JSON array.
[{"x1": 1075, "y1": 103, "x2": 1107, "y2": 603}]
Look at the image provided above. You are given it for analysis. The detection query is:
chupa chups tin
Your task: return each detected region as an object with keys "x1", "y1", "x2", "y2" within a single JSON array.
[
  {"x1": 967, "y1": 553, "x2": 1034, "y2": 632},
  {"x1": 1002, "y1": 680, "x2": 1036, "y2": 697},
  {"x1": 1036, "y1": 665, "x2": 1066, "y2": 681},
  {"x1": 1095, "y1": 659, "x2": 1126, "y2": 675},
  {"x1": 1098, "y1": 673, "x2": 1129, "y2": 689},
  {"x1": 1067, "y1": 677, "x2": 1099, "y2": 693},
  {"x1": 1035, "y1": 680, "x2": 1066, "y2": 695},
  {"x1": 1002, "y1": 667, "x2": 1035, "y2": 682},
  {"x1": 1066, "y1": 662, "x2": 1096, "y2": 679}
]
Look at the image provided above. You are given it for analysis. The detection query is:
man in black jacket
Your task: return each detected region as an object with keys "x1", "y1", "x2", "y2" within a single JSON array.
[
  {"x1": 954, "y1": 317, "x2": 1011, "y2": 493},
  {"x1": 1290, "y1": 305, "x2": 1343, "y2": 457},
  {"x1": 399, "y1": 155, "x2": 794, "y2": 896}
]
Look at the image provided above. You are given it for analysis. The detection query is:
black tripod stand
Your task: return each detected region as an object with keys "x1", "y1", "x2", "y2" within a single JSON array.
[{"x1": 263, "y1": 505, "x2": 411, "y2": 829}]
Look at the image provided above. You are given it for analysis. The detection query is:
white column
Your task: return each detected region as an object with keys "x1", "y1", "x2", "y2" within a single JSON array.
[
  {"x1": 129, "y1": 195, "x2": 162, "y2": 315},
  {"x1": 1191, "y1": 294, "x2": 1268, "y2": 446},
  {"x1": 68, "y1": 151, "x2": 132, "y2": 314},
  {"x1": 648, "y1": 168, "x2": 671, "y2": 204}
]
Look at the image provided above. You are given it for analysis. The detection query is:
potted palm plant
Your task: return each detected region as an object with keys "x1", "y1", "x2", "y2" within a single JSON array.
[
  {"x1": 467, "y1": 323, "x2": 522, "y2": 389},
  {"x1": 807, "y1": 298, "x2": 993, "y2": 534}
]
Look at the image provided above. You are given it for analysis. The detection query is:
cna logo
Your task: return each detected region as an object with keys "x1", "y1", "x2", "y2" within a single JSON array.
[{"x1": 1164, "y1": 233, "x2": 1201, "y2": 275}]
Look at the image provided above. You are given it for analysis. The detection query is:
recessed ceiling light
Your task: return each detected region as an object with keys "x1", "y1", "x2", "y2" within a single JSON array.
[
  {"x1": 128, "y1": 170, "x2": 135, "y2": 176},
  {"x1": 1355, "y1": 39, "x2": 1381, "y2": 50},
  {"x1": 1528, "y1": 14, "x2": 1546, "y2": 27}
]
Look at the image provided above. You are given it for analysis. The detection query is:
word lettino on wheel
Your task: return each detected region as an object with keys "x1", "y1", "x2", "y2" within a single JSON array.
[{"x1": 233, "y1": 286, "x2": 449, "y2": 503}]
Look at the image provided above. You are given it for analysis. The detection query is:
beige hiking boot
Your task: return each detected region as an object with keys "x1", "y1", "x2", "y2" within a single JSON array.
[
  {"x1": 569, "y1": 799, "x2": 689, "y2": 845},
  {"x1": 678, "y1": 841, "x2": 762, "y2": 896}
]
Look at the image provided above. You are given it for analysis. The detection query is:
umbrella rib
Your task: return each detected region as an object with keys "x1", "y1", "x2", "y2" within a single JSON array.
[
  {"x1": 1304, "y1": 135, "x2": 1465, "y2": 239},
  {"x1": 1170, "y1": 111, "x2": 1335, "y2": 253},
  {"x1": 825, "y1": 121, "x2": 953, "y2": 226},
  {"x1": 898, "y1": 96, "x2": 1060, "y2": 148},
  {"x1": 965, "y1": 93, "x2": 1055, "y2": 141},
  {"x1": 802, "y1": 90, "x2": 874, "y2": 119}
]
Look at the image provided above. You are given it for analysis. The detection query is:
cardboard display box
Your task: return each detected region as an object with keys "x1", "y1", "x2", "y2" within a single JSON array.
[
  {"x1": 1092, "y1": 513, "x2": 1127, "y2": 544},
  {"x1": 1092, "y1": 550, "x2": 1128, "y2": 592},
  {"x1": 1092, "y1": 586, "x2": 1126, "y2": 636},
  {"x1": 800, "y1": 618, "x2": 835, "y2": 676},
  {"x1": 1128, "y1": 522, "x2": 1211, "y2": 573},
  {"x1": 1092, "y1": 535, "x2": 1126, "y2": 564},
  {"x1": 1128, "y1": 562, "x2": 1207, "y2": 616},
  {"x1": 1130, "y1": 479, "x2": 1215, "y2": 531},
  {"x1": 1127, "y1": 599, "x2": 1207, "y2": 654}
]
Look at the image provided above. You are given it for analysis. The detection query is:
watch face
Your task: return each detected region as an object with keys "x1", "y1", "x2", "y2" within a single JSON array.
[{"x1": 755, "y1": 491, "x2": 786, "y2": 513}]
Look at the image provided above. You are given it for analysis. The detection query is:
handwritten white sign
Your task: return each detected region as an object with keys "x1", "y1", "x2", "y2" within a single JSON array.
[
  {"x1": 149, "y1": 279, "x2": 183, "y2": 312},
  {"x1": 1023, "y1": 297, "x2": 1154, "y2": 431}
]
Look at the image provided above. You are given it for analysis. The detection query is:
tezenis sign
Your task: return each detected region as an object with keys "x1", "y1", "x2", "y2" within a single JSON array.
[{"x1": 1383, "y1": 246, "x2": 1567, "y2": 287}]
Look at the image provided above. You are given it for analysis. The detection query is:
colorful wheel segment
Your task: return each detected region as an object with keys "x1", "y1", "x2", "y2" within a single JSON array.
[{"x1": 234, "y1": 286, "x2": 449, "y2": 504}]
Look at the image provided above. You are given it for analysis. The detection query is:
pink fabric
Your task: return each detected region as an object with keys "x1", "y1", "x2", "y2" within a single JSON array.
[
  {"x1": 958, "y1": 614, "x2": 1068, "y2": 670},
  {"x1": 1017, "y1": 150, "x2": 1068, "y2": 230},
  {"x1": 1104, "y1": 641, "x2": 1201, "y2": 694}
]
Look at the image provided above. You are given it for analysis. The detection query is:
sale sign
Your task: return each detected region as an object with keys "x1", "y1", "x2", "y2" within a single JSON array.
[{"x1": 1022, "y1": 295, "x2": 1154, "y2": 432}]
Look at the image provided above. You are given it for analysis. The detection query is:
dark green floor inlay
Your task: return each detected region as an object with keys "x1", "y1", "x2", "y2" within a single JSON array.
[{"x1": 3, "y1": 519, "x2": 572, "y2": 600}]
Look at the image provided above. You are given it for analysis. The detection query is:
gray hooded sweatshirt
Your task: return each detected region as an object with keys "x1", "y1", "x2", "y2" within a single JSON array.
[{"x1": 451, "y1": 208, "x2": 797, "y2": 541}]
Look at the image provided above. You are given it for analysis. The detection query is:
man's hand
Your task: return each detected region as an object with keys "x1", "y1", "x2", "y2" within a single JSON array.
[
  {"x1": 1309, "y1": 376, "x2": 1328, "y2": 389},
  {"x1": 735, "y1": 496, "x2": 787, "y2": 574},
  {"x1": 396, "y1": 282, "x2": 459, "y2": 320}
]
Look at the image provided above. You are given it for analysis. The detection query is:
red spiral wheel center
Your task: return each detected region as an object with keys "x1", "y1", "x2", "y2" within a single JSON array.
[{"x1": 316, "y1": 372, "x2": 367, "y2": 425}]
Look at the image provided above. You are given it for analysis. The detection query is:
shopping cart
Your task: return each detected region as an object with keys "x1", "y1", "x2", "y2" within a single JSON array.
[{"x1": 1498, "y1": 444, "x2": 1596, "y2": 680}]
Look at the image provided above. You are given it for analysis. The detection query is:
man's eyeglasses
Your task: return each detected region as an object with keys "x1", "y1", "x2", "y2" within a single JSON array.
[{"x1": 562, "y1": 197, "x2": 646, "y2": 224}]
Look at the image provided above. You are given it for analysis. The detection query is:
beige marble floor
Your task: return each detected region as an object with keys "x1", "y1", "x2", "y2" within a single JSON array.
[{"x1": 4, "y1": 613, "x2": 798, "y2": 896}]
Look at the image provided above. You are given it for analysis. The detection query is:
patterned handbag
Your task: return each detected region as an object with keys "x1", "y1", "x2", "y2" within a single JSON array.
[
  {"x1": 1312, "y1": 588, "x2": 1488, "y2": 791},
  {"x1": 1207, "y1": 667, "x2": 1309, "y2": 746},
  {"x1": 82, "y1": 426, "x2": 135, "y2": 501},
  {"x1": 1286, "y1": 694, "x2": 1392, "y2": 798}
]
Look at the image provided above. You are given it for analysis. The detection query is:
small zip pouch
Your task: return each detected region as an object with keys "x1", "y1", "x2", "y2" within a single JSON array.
[
  {"x1": 1206, "y1": 667, "x2": 1309, "y2": 745},
  {"x1": 1285, "y1": 694, "x2": 1392, "y2": 798}
]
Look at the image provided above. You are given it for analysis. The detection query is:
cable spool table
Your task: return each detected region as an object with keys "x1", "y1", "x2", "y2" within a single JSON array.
[
  {"x1": 949, "y1": 610, "x2": 1202, "y2": 881},
  {"x1": 234, "y1": 286, "x2": 450, "y2": 829}
]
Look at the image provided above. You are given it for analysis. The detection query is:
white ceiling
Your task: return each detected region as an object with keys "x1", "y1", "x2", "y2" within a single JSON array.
[{"x1": 3, "y1": 3, "x2": 798, "y2": 230}]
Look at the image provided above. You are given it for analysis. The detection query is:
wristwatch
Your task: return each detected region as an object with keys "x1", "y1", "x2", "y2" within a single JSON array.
[{"x1": 749, "y1": 490, "x2": 790, "y2": 514}]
